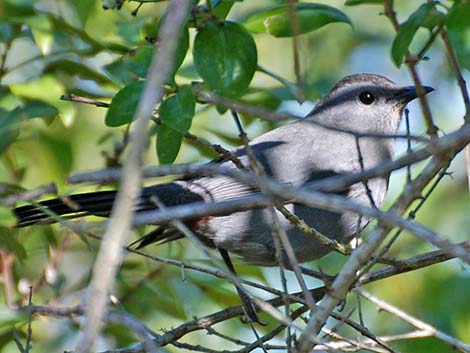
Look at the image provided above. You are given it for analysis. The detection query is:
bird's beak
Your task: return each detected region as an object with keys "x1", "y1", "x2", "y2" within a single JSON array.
[{"x1": 394, "y1": 85, "x2": 434, "y2": 102}]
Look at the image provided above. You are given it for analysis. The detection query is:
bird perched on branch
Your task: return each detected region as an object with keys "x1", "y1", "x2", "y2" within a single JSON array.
[{"x1": 14, "y1": 73, "x2": 433, "y2": 322}]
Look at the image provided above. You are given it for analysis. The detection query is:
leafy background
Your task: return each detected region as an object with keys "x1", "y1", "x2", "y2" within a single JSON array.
[{"x1": 0, "y1": 0, "x2": 469, "y2": 352}]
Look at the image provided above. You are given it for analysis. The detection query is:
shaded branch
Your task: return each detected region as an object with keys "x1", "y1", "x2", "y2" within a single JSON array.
[
  {"x1": 18, "y1": 242, "x2": 464, "y2": 353},
  {"x1": 357, "y1": 289, "x2": 470, "y2": 353},
  {"x1": 75, "y1": 1, "x2": 192, "y2": 352},
  {"x1": 295, "y1": 149, "x2": 458, "y2": 352}
]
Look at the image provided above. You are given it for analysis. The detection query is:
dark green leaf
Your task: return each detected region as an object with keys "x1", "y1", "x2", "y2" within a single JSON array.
[
  {"x1": 193, "y1": 21, "x2": 257, "y2": 98},
  {"x1": 0, "y1": 107, "x2": 22, "y2": 154},
  {"x1": 391, "y1": 3, "x2": 440, "y2": 67},
  {"x1": 156, "y1": 126, "x2": 183, "y2": 165},
  {"x1": 421, "y1": 6, "x2": 445, "y2": 30},
  {"x1": 159, "y1": 85, "x2": 195, "y2": 132},
  {"x1": 0, "y1": 22, "x2": 20, "y2": 42},
  {"x1": 0, "y1": 229, "x2": 27, "y2": 258},
  {"x1": 157, "y1": 85, "x2": 196, "y2": 164},
  {"x1": 117, "y1": 28, "x2": 188, "y2": 82},
  {"x1": 345, "y1": 0, "x2": 383, "y2": 6},
  {"x1": 0, "y1": 2, "x2": 35, "y2": 20},
  {"x1": 212, "y1": 0, "x2": 235, "y2": 19},
  {"x1": 44, "y1": 59, "x2": 114, "y2": 85},
  {"x1": 177, "y1": 63, "x2": 199, "y2": 80},
  {"x1": 104, "y1": 60, "x2": 134, "y2": 85},
  {"x1": 0, "y1": 102, "x2": 71, "y2": 170},
  {"x1": 67, "y1": 0, "x2": 95, "y2": 24},
  {"x1": 105, "y1": 81, "x2": 144, "y2": 127},
  {"x1": 171, "y1": 27, "x2": 190, "y2": 79},
  {"x1": 446, "y1": 2, "x2": 470, "y2": 71},
  {"x1": 123, "y1": 46, "x2": 155, "y2": 78},
  {"x1": 116, "y1": 17, "x2": 147, "y2": 44},
  {"x1": 142, "y1": 20, "x2": 158, "y2": 42},
  {"x1": 21, "y1": 100, "x2": 59, "y2": 120},
  {"x1": 243, "y1": 3, "x2": 351, "y2": 37}
]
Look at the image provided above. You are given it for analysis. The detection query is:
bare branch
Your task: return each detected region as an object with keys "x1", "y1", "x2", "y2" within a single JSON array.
[
  {"x1": 383, "y1": 0, "x2": 438, "y2": 136},
  {"x1": 60, "y1": 94, "x2": 110, "y2": 108},
  {"x1": 75, "y1": 1, "x2": 192, "y2": 352},
  {"x1": 18, "y1": 242, "x2": 463, "y2": 353},
  {"x1": 194, "y1": 84, "x2": 430, "y2": 141},
  {"x1": 357, "y1": 289, "x2": 470, "y2": 353},
  {"x1": 295, "y1": 151, "x2": 456, "y2": 352},
  {"x1": 67, "y1": 124, "x2": 470, "y2": 195},
  {"x1": 0, "y1": 183, "x2": 57, "y2": 207}
]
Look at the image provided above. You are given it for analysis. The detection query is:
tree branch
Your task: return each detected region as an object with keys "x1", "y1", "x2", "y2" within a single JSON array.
[{"x1": 75, "y1": 2, "x2": 192, "y2": 352}]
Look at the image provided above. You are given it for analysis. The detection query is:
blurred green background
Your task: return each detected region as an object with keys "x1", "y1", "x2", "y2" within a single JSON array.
[{"x1": 0, "y1": 0, "x2": 469, "y2": 352}]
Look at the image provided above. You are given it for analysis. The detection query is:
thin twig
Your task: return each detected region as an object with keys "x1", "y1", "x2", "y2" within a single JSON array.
[
  {"x1": 357, "y1": 289, "x2": 470, "y2": 353},
  {"x1": 67, "y1": 123, "x2": 470, "y2": 193},
  {"x1": 295, "y1": 151, "x2": 456, "y2": 352},
  {"x1": 0, "y1": 250, "x2": 15, "y2": 308},
  {"x1": 60, "y1": 94, "x2": 110, "y2": 107},
  {"x1": 438, "y1": 27, "x2": 470, "y2": 198},
  {"x1": 75, "y1": 2, "x2": 192, "y2": 352},
  {"x1": 194, "y1": 85, "x2": 430, "y2": 141},
  {"x1": 383, "y1": 0, "x2": 438, "y2": 136},
  {"x1": 0, "y1": 183, "x2": 58, "y2": 207},
  {"x1": 17, "y1": 241, "x2": 462, "y2": 353},
  {"x1": 287, "y1": 0, "x2": 305, "y2": 102},
  {"x1": 25, "y1": 287, "x2": 33, "y2": 353}
]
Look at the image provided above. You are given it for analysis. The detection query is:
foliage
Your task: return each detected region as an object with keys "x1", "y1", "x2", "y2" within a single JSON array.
[{"x1": 0, "y1": 1, "x2": 469, "y2": 353}]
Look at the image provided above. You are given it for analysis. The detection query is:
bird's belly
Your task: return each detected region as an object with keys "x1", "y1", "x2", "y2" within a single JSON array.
[{"x1": 201, "y1": 204, "x2": 364, "y2": 266}]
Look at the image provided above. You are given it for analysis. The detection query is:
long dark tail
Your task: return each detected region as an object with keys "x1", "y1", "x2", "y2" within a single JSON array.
[
  {"x1": 14, "y1": 182, "x2": 203, "y2": 227},
  {"x1": 14, "y1": 189, "x2": 117, "y2": 227}
]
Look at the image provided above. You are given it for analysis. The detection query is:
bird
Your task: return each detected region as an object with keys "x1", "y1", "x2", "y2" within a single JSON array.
[{"x1": 14, "y1": 73, "x2": 433, "y2": 321}]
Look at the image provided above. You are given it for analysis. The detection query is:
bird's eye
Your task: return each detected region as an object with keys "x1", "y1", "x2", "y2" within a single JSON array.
[{"x1": 359, "y1": 91, "x2": 375, "y2": 105}]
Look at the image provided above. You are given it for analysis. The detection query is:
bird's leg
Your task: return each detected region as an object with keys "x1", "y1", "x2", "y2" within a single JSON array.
[{"x1": 218, "y1": 248, "x2": 266, "y2": 325}]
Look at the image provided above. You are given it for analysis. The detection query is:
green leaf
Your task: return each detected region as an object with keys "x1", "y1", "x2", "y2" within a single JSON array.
[
  {"x1": 0, "y1": 107, "x2": 22, "y2": 154},
  {"x1": 421, "y1": 6, "x2": 445, "y2": 30},
  {"x1": 21, "y1": 100, "x2": 59, "y2": 120},
  {"x1": 159, "y1": 85, "x2": 195, "y2": 132},
  {"x1": 67, "y1": 0, "x2": 95, "y2": 24},
  {"x1": 0, "y1": 228, "x2": 27, "y2": 258},
  {"x1": 391, "y1": 3, "x2": 442, "y2": 67},
  {"x1": 345, "y1": 0, "x2": 383, "y2": 5},
  {"x1": 105, "y1": 81, "x2": 144, "y2": 127},
  {"x1": 243, "y1": 3, "x2": 351, "y2": 37},
  {"x1": 161, "y1": 26, "x2": 189, "y2": 82},
  {"x1": 212, "y1": 0, "x2": 235, "y2": 19},
  {"x1": 157, "y1": 85, "x2": 195, "y2": 164},
  {"x1": 123, "y1": 46, "x2": 155, "y2": 79},
  {"x1": 446, "y1": 2, "x2": 470, "y2": 71},
  {"x1": 193, "y1": 21, "x2": 257, "y2": 98},
  {"x1": 104, "y1": 60, "x2": 134, "y2": 85},
  {"x1": 0, "y1": 1, "x2": 35, "y2": 20},
  {"x1": 37, "y1": 132, "x2": 74, "y2": 178},
  {"x1": 44, "y1": 59, "x2": 114, "y2": 85},
  {"x1": 0, "y1": 22, "x2": 20, "y2": 42},
  {"x1": 156, "y1": 126, "x2": 184, "y2": 165},
  {"x1": 113, "y1": 28, "x2": 188, "y2": 83},
  {"x1": 116, "y1": 17, "x2": 147, "y2": 44},
  {"x1": 0, "y1": 101, "x2": 58, "y2": 150}
]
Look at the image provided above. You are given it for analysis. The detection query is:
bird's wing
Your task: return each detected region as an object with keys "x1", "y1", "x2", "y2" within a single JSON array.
[{"x1": 188, "y1": 120, "x2": 351, "y2": 202}]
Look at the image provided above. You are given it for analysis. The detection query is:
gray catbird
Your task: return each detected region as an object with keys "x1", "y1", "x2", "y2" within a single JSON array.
[{"x1": 15, "y1": 74, "x2": 433, "y2": 266}]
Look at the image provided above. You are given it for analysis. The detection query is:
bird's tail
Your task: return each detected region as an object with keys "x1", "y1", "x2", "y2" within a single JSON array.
[
  {"x1": 15, "y1": 189, "x2": 121, "y2": 227},
  {"x1": 14, "y1": 182, "x2": 202, "y2": 227}
]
